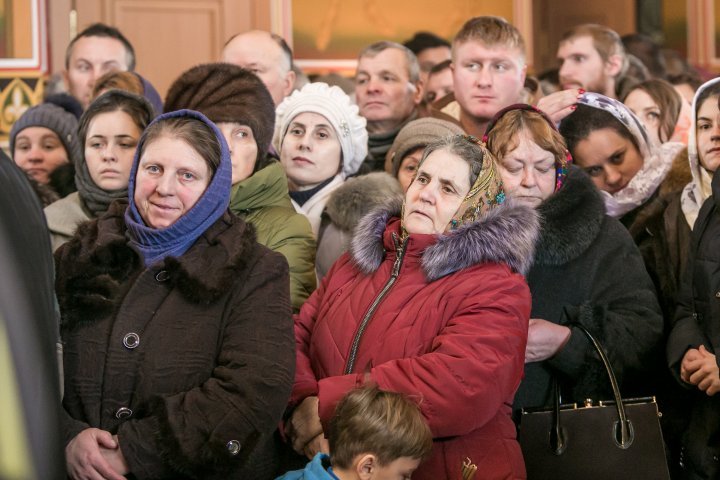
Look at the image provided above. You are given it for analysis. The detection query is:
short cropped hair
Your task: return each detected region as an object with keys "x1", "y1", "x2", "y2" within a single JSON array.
[
  {"x1": 65, "y1": 23, "x2": 135, "y2": 71},
  {"x1": 561, "y1": 24, "x2": 628, "y2": 77},
  {"x1": 453, "y1": 16, "x2": 526, "y2": 62},
  {"x1": 328, "y1": 386, "x2": 433, "y2": 470},
  {"x1": 358, "y1": 41, "x2": 420, "y2": 84}
]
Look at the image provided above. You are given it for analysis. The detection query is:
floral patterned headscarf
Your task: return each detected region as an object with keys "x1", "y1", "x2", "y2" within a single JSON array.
[
  {"x1": 576, "y1": 92, "x2": 679, "y2": 218},
  {"x1": 403, "y1": 135, "x2": 506, "y2": 235}
]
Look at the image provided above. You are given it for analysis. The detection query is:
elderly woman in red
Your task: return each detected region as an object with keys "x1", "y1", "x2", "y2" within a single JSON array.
[{"x1": 286, "y1": 134, "x2": 539, "y2": 479}]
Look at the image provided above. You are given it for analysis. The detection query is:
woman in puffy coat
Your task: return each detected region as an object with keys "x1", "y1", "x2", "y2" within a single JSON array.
[
  {"x1": 286, "y1": 134, "x2": 539, "y2": 479},
  {"x1": 56, "y1": 109, "x2": 294, "y2": 480},
  {"x1": 484, "y1": 104, "x2": 663, "y2": 410}
]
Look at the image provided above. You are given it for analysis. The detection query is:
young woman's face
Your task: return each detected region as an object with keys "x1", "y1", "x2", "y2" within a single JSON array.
[
  {"x1": 402, "y1": 149, "x2": 471, "y2": 234},
  {"x1": 497, "y1": 131, "x2": 557, "y2": 207},
  {"x1": 217, "y1": 122, "x2": 258, "y2": 184},
  {"x1": 572, "y1": 127, "x2": 643, "y2": 194},
  {"x1": 84, "y1": 110, "x2": 142, "y2": 191},
  {"x1": 397, "y1": 147, "x2": 423, "y2": 193},
  {"x1": 696, "y1": 94, "x2": 720, "y2": 173},
  {"x1": 13, "y1": 126, "x2": 70, "y2": 184},
  {"x1": 133, "y1": 135, "x2": 210, "y2": 229},
  {"x1": 624, "y1": 88, "x2": 663, "y2": 144},
  {"x1": 280, "y1": 112, "x2": 342, "y2": 191}
]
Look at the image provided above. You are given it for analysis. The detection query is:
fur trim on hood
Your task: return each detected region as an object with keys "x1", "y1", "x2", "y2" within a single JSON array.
[
  {"x1": 350, "y1": 197, "x2": 539, "y2": 279},
  {"x1": 324, "y1": 172, "x2": 403, "y2": 232},
  {"x1": 534, "y1": 166, "x2": 605, "y2": 266}
]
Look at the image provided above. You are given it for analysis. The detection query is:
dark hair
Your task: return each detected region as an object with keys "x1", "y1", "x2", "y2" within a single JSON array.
[
  {"x1": 421, "y1": 135, "x2": 485, "y2": 186},
  {"x1": 623, "y1": 79, "x2": 683, "y2": 143},
  {"x1": 138, "y1": 116, "x2": 221, "y2": 176},
  {"x1": 403, "y1": 31, "x2": 451, "y2": 55},
  {"x1": 79, "y1": 90, "x2": 155, "y2": 147},
  {"x1": 328, "y1": 386, "x2": 432, "y2": 470},
  {"x1": 667, "y1": 71, "x2": 703, "y2": 92},
  {"x1": 621, "y1": 33, "x2": 666, "y2": 78},
  {"x1": 560, "y1": 104, "x2": 640, "y2": 155},
  {"x1": 65, "y1": 23, "x2": 135, "y2": 71},
  {"x1": 429, "y1": 59, "x2": 451, "y2": 75}
]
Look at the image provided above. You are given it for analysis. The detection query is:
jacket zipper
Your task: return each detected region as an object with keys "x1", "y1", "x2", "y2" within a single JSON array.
[{"x1": 344, "y1": 233, "x2": 407, "y2": 374}]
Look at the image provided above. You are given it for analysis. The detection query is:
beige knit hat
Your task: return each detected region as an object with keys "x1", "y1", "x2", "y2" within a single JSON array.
[{"x1": 386, "y1": 117, "x2": 464, "y2": 176}]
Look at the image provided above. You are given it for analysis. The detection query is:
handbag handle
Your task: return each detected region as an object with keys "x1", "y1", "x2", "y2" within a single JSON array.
[{"x1": 550, "y1": 324, "x2": 633, "y2": 453}]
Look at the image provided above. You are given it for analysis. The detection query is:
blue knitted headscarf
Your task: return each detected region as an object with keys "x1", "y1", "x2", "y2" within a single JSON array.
[{"x1": 124, "y1": 109, "x2": 232, "y2": 266}]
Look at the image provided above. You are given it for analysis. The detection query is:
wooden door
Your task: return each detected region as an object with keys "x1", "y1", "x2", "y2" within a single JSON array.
[{"x1": 49, "y1": 0, "x2": 274, "y2": 100}]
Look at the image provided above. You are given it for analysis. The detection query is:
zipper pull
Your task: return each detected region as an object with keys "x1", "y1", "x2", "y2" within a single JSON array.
[{"x1": 391, "y1": 236, "x2": 406, "y2": 277}]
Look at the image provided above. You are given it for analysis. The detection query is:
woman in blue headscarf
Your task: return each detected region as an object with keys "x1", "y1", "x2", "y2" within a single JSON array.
[{"x1": 55, "y1": 109, "x2": 294, "y2": 480}]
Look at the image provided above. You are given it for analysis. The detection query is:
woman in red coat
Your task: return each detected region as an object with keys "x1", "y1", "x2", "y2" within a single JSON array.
[{"x1": 286, "y1": 134, "x2": 539, "y2": 479}]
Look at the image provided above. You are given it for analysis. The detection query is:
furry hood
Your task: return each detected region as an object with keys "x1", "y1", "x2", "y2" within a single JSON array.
[
  {"x1": 324, "y1": 172, "x2": 403, "y2": 232},
  {"x1": 350, "y1": 197, "x2": 539, "y2": 280},
  {"x1": 534, "y1": 166, "x2": 606, "y2": 266}
]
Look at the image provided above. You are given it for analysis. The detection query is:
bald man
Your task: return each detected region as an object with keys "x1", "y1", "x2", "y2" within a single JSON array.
[{"x1": 222, "y1": 30, "x2": 296, "y2": 106}]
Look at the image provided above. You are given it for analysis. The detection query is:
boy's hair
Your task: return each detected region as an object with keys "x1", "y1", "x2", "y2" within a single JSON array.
[
  {"x1": 452, "y1": 16, "x2": 526, "y2": 63},
  {"x1": 560, "y1": 24, "x2": 628, "y2": 77},
  {"x1": 403, "y1": 32, "x2": 451, "y2": 55},
  {"x1": 65, "y1": 23, "x2": 135, "y2": 71},
  {"x1": 328, "y1": 386, "x2": 433, "y2": 470}
]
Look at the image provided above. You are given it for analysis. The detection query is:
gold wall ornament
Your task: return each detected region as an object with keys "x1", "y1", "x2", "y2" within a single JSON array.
[{"x1": 0, "y1": 75, "x2": 44, "y2": 146}]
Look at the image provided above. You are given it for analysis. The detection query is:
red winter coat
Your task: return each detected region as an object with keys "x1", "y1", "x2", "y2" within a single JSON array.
[{"x1": 291, "y1": 200, "x2": 539, "y2": 480}]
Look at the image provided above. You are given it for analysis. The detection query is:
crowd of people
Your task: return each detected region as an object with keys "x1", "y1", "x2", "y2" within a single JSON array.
[{"x1": 1, "y1": 13, "x2": 719, "y2": 480}]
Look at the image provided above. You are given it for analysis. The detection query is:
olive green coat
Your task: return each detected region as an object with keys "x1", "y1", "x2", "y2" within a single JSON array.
[{"x1": 230, "y1": 161, "x2": 316, "y2": 310}]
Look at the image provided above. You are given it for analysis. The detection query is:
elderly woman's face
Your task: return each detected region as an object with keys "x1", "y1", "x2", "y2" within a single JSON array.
[
  {"x1": 498, "y1": 131, "x2": 556, "y2": 207},
  {"x1": 84, "y1": 110, "x2": 141, "y2": 191},
  {"x1": 280, "y1": 112, "x2": 342, "y2": 191},
  {"x1": 572, "y1": 127, "x2": 643, "y2": 194},
  {"x1": 403, "y1": 149, "x2": 471, "y2": 235},
  {"x1": 134, "y1": 134, "x2": 210, "y2": 229}
]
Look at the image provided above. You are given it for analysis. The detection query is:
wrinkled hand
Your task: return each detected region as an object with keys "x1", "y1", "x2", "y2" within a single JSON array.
[
  {"x1": 303, "y1": 433, "x2": 330, "y2": 460},
  {"x1": 683, "y1": 345, "x2": 720, "y2": 395},
  {"x1": 66, "y1": 428, "x2": 127, "y2": 480},
  {"x1": 288, "y1": 396, "x2": 324, "y2": 455},
  {"x1": 525, "y1": 319, "x2": 571, "y2": 363},
  {"x1": 535, "y1": 89, "x2": 584, "y2": 124}
]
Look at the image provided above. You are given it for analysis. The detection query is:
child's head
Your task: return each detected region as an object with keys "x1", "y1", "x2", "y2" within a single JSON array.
[{"x1": 328, "y1": 386, "x2": 433, "y2": 480}]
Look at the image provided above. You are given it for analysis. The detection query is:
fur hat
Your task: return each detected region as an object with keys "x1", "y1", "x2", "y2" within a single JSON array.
[
  {"x1": 387, "y1": 118, "x2": 464, "y2": 176},
  {"x1": 164, "y1": 63, "x2": 275, "y2": 166},
  {"x1": 9, "y1": 103, "x2": 82, "y2": 162},
  {"x1": 273, "y1": 82, "x2": 368, "y2": 177}
]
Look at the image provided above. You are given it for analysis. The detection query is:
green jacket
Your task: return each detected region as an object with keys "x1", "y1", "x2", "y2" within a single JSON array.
[{"x1": 230, "y1": 161, "x2": 317, "y2": 310}]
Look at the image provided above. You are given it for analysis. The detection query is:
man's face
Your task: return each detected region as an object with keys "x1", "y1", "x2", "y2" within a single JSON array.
[
  {"x1": 425, "y1": 67, "x2": 453, "y2": 103},
  {"x1": 64, "y1": 36, "x2": 130, "y2": 110},
  {"x1": 222, "y1": 31, "x2": 294, "y2": 106},
  {"x1": 417, "y1": 45, "x2": 451, "y2": 85},
  {"x1": 451, "y1": 40, "x2": 526, "y2": 124},
  {"x1": 557, "y1": 35, "x2": 612, "y2": 94},
  {"x1": 355, "y1": 48, "x2": 422, "y2": 134}
]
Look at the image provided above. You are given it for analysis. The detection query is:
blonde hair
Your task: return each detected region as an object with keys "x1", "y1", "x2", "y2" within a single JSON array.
[
  {"x1": 453, "y1": 16, "x2": 526, "y2": 62},
  {"x1": 328, "y1": 386, "x2": 432, "y2": 469},
  {"x1": 486, "y1": 109, "x2": 567, "y2": 165}
]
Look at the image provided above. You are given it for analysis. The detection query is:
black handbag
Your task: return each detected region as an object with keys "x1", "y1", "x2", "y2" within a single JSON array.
[{"x1": 518, "y1": 325, "x2": 670, "y2": 480}]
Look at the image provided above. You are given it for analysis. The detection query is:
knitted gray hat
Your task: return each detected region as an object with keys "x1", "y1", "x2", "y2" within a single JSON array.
[
  {"x1": 387, "y1": 117, "x2": 464, "y2": 176},
  {"x1": 9, "y1": 103, "x2": 82, "y2": 163}
]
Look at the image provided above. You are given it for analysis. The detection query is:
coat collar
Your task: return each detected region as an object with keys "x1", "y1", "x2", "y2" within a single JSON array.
[
  {"x1": 534, "y1": 166, "x2": 606, "y2": 266},
  {"x1": 350, "y1": 197, "x2": 539, "y2": 280}
]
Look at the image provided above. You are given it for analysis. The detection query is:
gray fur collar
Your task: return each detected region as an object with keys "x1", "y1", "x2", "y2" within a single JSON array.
[
  {"x1": 534, "y1": 166, "x2": 606, "y2": 266},
  {"x1": 350, "y1": 197, "x2": 539, "y2": 280},
  {"x1": 325, "y1": 172, "x2": 403, "y2": 232}
]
